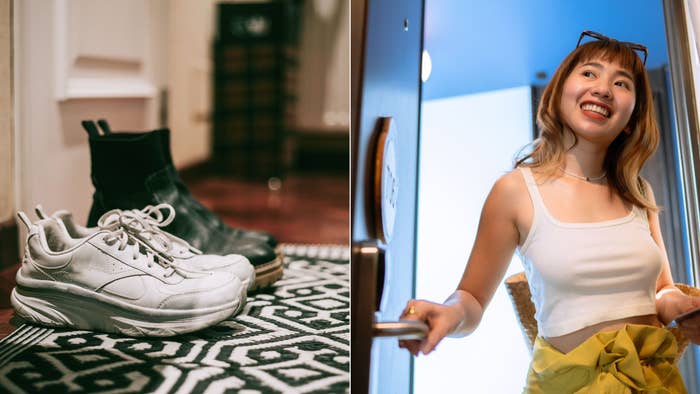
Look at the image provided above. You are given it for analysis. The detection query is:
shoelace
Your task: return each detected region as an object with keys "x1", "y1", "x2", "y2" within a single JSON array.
[
  {"x1": 97, "y1": 210, "x2": 181, "y2": 277},
  {"x1": 118, "y1": 204, "x2": 203, "y2": 257}
]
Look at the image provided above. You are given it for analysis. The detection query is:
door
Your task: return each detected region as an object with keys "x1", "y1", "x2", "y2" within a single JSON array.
[
  {"x1": 14, "y1": 0, "x2": 166, "y2": 222},
  {"x1": 351, "y1": 0, "x2": 425, "y2": 393}
]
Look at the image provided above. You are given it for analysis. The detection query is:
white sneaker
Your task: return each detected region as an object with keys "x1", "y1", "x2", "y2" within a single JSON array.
[
  {"x1": 35, "y1": 204, "x2": 256, "y2": 292},
  {"x1": 12, "y1": 211, "x2": 244, "y2": 337}
]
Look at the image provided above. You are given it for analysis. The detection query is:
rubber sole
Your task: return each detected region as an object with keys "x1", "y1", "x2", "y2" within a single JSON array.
[
  {"x1": 11, "y1": 286, "x2": 240, "y2": 337},
  {"x1": 251, "y1": 254, "x2": 284, "y2": 290}
]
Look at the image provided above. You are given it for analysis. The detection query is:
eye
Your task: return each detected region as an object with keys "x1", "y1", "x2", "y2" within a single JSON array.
[
  {"x1": 582, "y1": 70, "x2": 595, "y2": 78},
  {"x1": 614, "y1": 80, "x2": 631, "y2": 89}
]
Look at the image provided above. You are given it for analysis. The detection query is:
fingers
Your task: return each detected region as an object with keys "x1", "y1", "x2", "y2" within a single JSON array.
[
  {"x1": 398, "y1": 299, "x2": 429, "y2": 356},
  {"x1": 421, "y1": 323, "x2": 450, "y2": 355},
  {"x1": 399, "y1": 300, "x2": 449, "y2": 356},
  {"x1": 398, "y1": 339, "x2": 423, "y2": 356},
  {"x1": 400, "y1": 299, "x2": 421, "y2": 320}
]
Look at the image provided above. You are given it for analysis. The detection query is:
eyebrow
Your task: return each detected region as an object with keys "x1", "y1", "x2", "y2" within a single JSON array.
[{"x1": 580, "y1": 62, "x2": 635, "y2": 82}]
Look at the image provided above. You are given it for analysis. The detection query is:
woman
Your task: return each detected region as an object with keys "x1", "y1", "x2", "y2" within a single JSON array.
[{"x1": 399, "y1": 31, "x2": 700, "y2": 392}]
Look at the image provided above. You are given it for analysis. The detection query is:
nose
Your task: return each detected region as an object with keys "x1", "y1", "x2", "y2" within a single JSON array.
[{"x1": 591, "y1": 79, "x2": 612, "y2": 100}]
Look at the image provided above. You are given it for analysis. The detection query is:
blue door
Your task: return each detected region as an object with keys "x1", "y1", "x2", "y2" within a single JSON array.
[{"x1": 351, "y1": 0, "x2": 425, "y2": 393}]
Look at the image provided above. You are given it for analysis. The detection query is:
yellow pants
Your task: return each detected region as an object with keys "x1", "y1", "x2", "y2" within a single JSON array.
[{"x1": 525, "y1": 324, "x2": 687, "y2": 393}]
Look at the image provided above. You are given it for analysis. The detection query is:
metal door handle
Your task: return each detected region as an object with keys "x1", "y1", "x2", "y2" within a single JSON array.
[{"x1": 373, "y1": 320, "x2": 428, "y2": 339}]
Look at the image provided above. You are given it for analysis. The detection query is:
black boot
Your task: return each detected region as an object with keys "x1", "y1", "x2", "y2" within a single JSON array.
[
  {"x1": 95, "y1": 119, "x2": 278, "y2": 249},
  {"x1": 84, "y1": 120, "x2": 283, "y2": 289}
]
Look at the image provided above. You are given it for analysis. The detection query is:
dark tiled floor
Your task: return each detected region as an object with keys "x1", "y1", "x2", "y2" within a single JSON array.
[{"x1": 0, "y1": 172, "x2": 349, "y2": 338}]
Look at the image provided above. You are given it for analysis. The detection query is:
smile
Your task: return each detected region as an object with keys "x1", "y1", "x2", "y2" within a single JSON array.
[{"x1": 580, "y1": 103, "x2": 611, "y2": 118}]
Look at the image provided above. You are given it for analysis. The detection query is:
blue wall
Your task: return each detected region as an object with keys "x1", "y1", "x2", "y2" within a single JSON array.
[{"x1": 423, "y1": 0, "x2": 669, "y2": 100}]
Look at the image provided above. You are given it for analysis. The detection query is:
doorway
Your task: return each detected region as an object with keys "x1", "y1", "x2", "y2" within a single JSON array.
[{"x1": 415, "y1": 0, "x2": 700, "y2": 392}]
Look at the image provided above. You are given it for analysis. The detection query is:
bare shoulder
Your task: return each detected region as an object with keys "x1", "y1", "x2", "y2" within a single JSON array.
[
  {"x1": 485, "y1": 169, "x2": 530, "y2": 215},
  {"x1": 492, "y1": 169, "x2": 528, "y2": 196}
]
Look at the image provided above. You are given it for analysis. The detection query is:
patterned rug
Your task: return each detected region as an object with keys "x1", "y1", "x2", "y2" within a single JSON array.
[{"x1": 0, "y1": 244, "x2": 349, "y2": 394}]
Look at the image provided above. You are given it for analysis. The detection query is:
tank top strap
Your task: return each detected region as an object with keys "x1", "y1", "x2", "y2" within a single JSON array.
[
  {"x1": 631, "y1": 204, "x2": 650, "y2": 225},
  {"x1": 518, "y1": 167, "x2": 545, "y2": 216}
]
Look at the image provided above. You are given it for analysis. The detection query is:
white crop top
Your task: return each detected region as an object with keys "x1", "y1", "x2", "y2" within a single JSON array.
[{"x1": 516, "y1": 167, "x2": 663, "y2": 337}]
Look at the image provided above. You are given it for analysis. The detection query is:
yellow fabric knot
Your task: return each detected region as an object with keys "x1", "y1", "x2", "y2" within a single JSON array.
[{"x1": 525, "y1": 324, "x2": 686, "y2": 393}]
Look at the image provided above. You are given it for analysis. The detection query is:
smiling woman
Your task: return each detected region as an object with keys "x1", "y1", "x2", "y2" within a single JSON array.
[{"x1": 402, "y1": 31, "x2": 700, "y2": 393}]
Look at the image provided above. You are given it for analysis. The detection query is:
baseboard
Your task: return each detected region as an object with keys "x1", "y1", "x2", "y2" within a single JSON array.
[{"x1": 0, "y1": 219, "x2": 18, "y2": 269}]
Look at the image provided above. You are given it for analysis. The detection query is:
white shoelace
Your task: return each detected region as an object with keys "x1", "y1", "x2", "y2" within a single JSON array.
[
  {"x1": 97, "y1": 209, "x2": 181, "y2": 277},
  {"x1": 118, "y1": 204, "x2": 203, "y2": 257}
]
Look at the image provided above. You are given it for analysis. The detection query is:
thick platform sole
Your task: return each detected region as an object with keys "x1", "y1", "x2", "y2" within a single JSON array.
[
  {"x1": 251, "y1": 255, "x2": 284, "y2": 290},
  {"x1": 11, "y1": 286, "x2": 240, "y2": 337}
]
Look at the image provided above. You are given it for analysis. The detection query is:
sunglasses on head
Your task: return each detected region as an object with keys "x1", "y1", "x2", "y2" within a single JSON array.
[{"x1": 576, "y1": 30, "x2": 648, "y2": 66}]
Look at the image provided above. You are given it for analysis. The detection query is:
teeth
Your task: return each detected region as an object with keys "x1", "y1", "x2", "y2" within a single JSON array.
[{"x1": 581, "y1": 103, "x2": 610, "y2": 117}]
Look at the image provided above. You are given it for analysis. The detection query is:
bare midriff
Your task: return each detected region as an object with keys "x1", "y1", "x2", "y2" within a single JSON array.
[{"x1": 544, "y1": 314, "x2": 662, "y2": 354}]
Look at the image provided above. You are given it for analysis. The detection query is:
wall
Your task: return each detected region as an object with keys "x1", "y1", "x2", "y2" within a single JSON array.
[
  {"x1": 0, "y1": 0, "x2": 12, "y2": 223},
  {"x1": 416, "y1": 86, "x2": 533, "y2": 393},
  {"x1": 423, "y1": 0, "x2": 669, "y2": 100},
  {"x1": 14, "y1": 0, "x2": 165, "y2": 224},
  {"x1": 166, "y1": 0, "x2": 350, "y2": 168},
  {"x1": 167, "y1": 0, "x2": 216, "y2": 168},
  {"x1": 296, "y1": 0, "x2": 349, "y2": 132}
]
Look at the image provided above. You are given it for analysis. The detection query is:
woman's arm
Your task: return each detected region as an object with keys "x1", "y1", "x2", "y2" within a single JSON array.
[
  {"x1": 646, "y1": 181, "x2": 683, "y2": 323},
  {"x1": 398, "y1": 171, "x2": 523, "y2": 355},
  {"x1": 451, "y1": 171, "x2": 523, "y2": 334},
  {"x1": 647, "y1": 181, "x2": 700, "y2": 343}
]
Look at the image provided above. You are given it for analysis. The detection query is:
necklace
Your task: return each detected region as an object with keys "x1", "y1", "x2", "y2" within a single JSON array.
[{"x1": 560, "y1": 167, "x2": 607, "y2": 182}]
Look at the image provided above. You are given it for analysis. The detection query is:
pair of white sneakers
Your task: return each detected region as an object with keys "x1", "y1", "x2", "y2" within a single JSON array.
[{"x1": 11, "y1": 204, "x2": 255, "y2": 337}]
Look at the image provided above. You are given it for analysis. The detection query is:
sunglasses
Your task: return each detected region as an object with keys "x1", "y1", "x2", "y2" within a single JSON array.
[{"x1": 576, "y1": 30, "x2": 648, "y2": 66}]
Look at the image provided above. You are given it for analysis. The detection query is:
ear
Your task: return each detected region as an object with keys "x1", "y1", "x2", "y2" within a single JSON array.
[{"x1": 623, "y1": 125, "x2": 632, "y2": 134}]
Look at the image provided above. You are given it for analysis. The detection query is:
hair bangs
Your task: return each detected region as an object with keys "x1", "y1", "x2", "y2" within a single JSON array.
[{"x1": 575, "y1": 41, "x2": 644, "y2": 75}]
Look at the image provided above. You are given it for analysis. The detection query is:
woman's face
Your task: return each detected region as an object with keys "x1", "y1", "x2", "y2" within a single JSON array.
[{"x1": 558, "y1": 57, "x2": 636, "y2": 146}]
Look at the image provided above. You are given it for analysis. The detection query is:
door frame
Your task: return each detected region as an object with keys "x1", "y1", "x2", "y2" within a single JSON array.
[
  {"x1": 662, "y1": 0, "x2": 700, "y2": 391},
  {"x1": 663, "y1": 0, "x2": 700, "y2": 284}
]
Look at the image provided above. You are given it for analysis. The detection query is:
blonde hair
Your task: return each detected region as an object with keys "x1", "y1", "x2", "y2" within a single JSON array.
[{"x1": 516, "y1": 39, "x2": 659, "y2": 210}]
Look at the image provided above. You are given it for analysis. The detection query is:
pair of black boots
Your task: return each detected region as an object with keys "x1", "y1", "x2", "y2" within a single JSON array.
[{"x1": 83, "y1": 119, "x2": 283, "y2": 289}]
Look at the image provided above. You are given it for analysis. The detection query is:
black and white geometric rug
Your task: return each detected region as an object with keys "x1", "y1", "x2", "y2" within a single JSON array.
[{"x1": 0, "y1": 244, "x2": 349, "y2": 394}]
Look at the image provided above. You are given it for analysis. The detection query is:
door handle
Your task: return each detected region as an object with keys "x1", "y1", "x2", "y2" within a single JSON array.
[
  {"x1": 374, "y1": 320, "x2": 428, "y2": 339},
  {"x1": 352, "y1": 241, "x2": 429, "y2": 340}
]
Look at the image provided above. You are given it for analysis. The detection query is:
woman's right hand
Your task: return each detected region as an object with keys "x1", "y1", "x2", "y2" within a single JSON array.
[{"x1": 397, "y1": 298, "x2": 466, "y2": 356}]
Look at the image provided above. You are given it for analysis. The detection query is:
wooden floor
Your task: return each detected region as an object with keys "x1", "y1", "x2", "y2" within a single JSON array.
[
  {"x1": 0, "y1": 172, "x2": 349, "y2": 339},
  {"x1": 189, "y1": 173, "x2": 349, "y2": 245}
]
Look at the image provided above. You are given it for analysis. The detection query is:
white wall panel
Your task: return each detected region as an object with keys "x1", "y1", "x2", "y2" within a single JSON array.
[
  {"x1": 415, "y1": 86, "x2": 533, "y2": 393},
  {"x1": 54, "y1": 0, "x2": 156, "y2": 100},
  {"x1": 15, "y1": 0, "x2": 164, "y2": 227},
  {"x1": 0, "y1": 0, "x2": 12, "y2": 223}
]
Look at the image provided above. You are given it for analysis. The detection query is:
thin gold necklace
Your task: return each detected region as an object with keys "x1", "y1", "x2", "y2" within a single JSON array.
[{"x1": 560, "y1": 167, "x2": 607, "y2": 182}]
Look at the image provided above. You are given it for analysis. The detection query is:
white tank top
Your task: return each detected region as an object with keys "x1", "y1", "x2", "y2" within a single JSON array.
[{"x1": 516, "y1": 167, "x2": 662, "y2": 337}]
